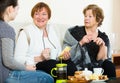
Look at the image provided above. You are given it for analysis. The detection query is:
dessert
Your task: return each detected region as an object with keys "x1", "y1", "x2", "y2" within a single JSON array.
[
  {"x1": 68, "y1": 70, "x2": 108, "y2": 82},
  {"x1": 90, "y1": 74, "x2": 108, "y2": 80},
  {"x1": 68, "y1": 71, "x2": 86, "y2": 81}
]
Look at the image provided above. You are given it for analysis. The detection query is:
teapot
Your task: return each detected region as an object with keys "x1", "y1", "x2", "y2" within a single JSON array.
[
  {"x1": 82, "y1": 68, "x2": 93, "y2": 80},
  {"x1": 51, "y1": 63, "x2": 67, "y2": 83}
]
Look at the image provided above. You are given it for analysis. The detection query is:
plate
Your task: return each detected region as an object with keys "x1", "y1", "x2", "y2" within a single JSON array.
[
  {"x1": 67, "y1": 80, "x2": 91, "y2": 83},
  {"x1": 91, "y1": 80, "x2": 106, "y2": 83}
]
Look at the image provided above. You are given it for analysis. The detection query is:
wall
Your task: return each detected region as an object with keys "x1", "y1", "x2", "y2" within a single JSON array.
[
  {"x1": 113, "y1": 0, "x2": 120, "y2": 33},
  {"x1": 109, "y1": 0, "x2": 120, "y2": 53},
  {"x1": 9, "y1": 0, "x2": 113, "y2": 33},
  {"x1": 9, "y1": 0, "x2": 120, "y2": 53}
]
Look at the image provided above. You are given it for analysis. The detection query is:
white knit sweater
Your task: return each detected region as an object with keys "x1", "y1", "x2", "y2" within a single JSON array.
[{"x1": 14, "y1": 23, "x2": 61, "y2": 65}]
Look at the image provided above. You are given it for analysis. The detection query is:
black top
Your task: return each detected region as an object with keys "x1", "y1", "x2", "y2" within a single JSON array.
[{"x1": 70, "y1": 26, "x2": 110, "y2": 63}]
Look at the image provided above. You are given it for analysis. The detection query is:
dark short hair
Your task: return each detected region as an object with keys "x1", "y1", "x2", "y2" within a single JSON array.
[
  {"x1": 83, "y1": 4, "x2": 104, "y2": 27},
  {"x1": 31, "y1": 2, "x2": 51, "y2": 19},
  {"x1": 0, "y1": 0, "x2": 18, "y2": 21}
]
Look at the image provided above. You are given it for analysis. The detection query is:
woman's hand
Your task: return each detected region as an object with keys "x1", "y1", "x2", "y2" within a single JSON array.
[
  {"x1": 79, "y1": 34, "x2": 92, "y2": 46},
  {"x1": 34, "y1": 48, "x2": 50, "y2": 62},
  {"x1": 41, "y1": 48, "x2": 50, "y2": 60},
  {"x1": 34, "y1": 55, "x2": 44, "y2": 62},
  {"x1": 93, "y1": 37, "x2": 105, "y2": 46},
  {"x1": 62, "y1": 51, "x2": 71, "y2": 60},
  {"x1": 59, "y1": 46, "x2": 71, "y2": 60},
  {"x1": 26, "y1": 65, "x2": 36, "y2": 71}
]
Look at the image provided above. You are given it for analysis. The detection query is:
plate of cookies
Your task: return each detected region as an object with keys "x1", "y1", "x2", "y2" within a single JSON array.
[
  {"x1": 67, "y1": 70, "x2": 108, "y2": 83},
  {"x1": 67, "y1": 71, "x2": 92, "y2": 83},
  {"x1": 90, "y1": 74, "x2": 108, "y2": 82}
]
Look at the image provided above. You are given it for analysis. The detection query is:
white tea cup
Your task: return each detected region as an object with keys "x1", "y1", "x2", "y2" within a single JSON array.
[
  {"x1": 50, "y1": 49, "x2": 58, "y2": 60},
  {"x1": 83, "y1": 68, "x2": 93, "y2": 80},
  {"x1": 93, "y1": 68, "x2": 104, "y2": 75}
]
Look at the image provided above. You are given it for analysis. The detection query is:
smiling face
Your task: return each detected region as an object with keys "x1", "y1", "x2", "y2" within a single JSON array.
[
  {"x1": 84, "y1": 9, "x2": 98, "y2": 28},
  {"x1": 33, "y1": 7, "x2": 49, "y2": 29}
]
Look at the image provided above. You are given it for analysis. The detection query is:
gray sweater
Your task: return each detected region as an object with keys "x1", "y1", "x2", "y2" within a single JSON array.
[
  {"x1": 63, "y1": 26, "x2": 111, "y2": 71},
  {"x1": 63, "y1": 28, "x2": 91, "y2": 70},
  {"x1": 0, "y1": 20, "x2": 25, "y2": 83}
]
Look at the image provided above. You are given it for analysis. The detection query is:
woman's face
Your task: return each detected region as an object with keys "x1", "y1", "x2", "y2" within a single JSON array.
[
  {"x1": 84, "y1": 9, "x2": 98, "y2": 28},
  {"x1": 33, "y1": 7, "x2": 49, "y2": 29}
]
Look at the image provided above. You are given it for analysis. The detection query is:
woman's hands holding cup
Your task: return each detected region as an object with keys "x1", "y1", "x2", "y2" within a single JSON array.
[
  {"x1": 62, "y1": 51, "x2": 71, "y2": 60},
  {"x1": 59, "y1": 46, "x2": 71, "y2": 60},
  {"x1": 41, "y1": 48, "x2": 50, "y2": 60},
  {"x1": 34, "y1": 48, "x2": 50, "y2": 63}
]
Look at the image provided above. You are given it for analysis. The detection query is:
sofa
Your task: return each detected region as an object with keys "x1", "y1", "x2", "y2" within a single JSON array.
[
  {"x1": 10, "y1": 22, "x2": 71, "y2": 46},
  {"x1": 9, "y1": 22, "x2": 117, "y2": 77}
]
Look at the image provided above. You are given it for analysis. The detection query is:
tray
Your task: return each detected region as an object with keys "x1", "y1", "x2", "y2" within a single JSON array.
[{"x1": 67, "y1": 80, "x2": 91, "y2": 83}]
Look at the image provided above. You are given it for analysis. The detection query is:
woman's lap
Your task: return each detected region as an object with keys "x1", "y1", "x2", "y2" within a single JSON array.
[
  {"x1": 102, "y1": 60, "x2": 116, "y2": 78},
  {"x1": 36, "y1": 59, "x2": 77, "y2": 76},
  {"x1": 5, "y1": 70, "x2": 54, "y2": 83}
]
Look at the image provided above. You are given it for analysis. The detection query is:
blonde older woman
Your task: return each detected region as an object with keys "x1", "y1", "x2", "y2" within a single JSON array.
[{"x1": 62, "y1": 4, "x2": 116, "y2": 78}]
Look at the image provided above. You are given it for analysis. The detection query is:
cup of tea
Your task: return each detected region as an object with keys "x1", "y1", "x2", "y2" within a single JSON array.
[
  {"x1": 93, "y1": 68, "x2": 104, "y2": 75},
  {"x1": 50, "y1": 49, "x2": 58, "y2": 59},
  {"x1": 51, "y1": 63, "x2": 67, "y2": 83}
]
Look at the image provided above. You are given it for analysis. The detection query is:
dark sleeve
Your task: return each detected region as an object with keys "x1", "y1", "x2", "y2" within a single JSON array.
[
  {"x1": 101, "y1": 32, "x2": 109, "y2": 47},
  {"x1": 99, "y1": 31, "x2": 111, "y2": 60}
]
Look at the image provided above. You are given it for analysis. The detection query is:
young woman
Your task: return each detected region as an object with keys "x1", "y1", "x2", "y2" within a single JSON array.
[{"x1": 0, "y1": 0, "x2": 54, "y2": 83}]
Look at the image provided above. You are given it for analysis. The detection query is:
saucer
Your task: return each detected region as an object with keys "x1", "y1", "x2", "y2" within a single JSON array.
[{"x1": 91, "y1": 80, "x2": 106, "y2": 83}]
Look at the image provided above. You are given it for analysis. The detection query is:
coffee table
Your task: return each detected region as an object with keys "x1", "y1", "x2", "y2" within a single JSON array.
[
  {"x1": 107, "y1": 77, "x2": 120, "y2": 83},
  {"x1": 67, "y1": 77, "x2": 120, "y2": 83}
]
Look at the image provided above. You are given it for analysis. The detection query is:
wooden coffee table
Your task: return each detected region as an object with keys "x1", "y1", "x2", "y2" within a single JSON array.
[
  {"x1": 67, "y1": 80, "x2": 91, "y2": 83},
  {"x1": 107, "y1": 77, "x2": 120, "y2": 83}
]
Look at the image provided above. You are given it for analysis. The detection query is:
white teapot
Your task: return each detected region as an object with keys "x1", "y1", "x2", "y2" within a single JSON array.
[{"x1": 82, "y1": 68, "x2": 93, "y2": 80}]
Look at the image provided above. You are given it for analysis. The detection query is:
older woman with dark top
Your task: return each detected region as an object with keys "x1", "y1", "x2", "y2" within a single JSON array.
[{"x1": 62, "y1": 4, "x2": 116, "y2": 78}]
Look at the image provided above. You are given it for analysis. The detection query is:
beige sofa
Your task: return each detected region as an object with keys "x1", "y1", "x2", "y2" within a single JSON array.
[{"x1": 10, "y1": 22, "x2": 71, "y2": 46}]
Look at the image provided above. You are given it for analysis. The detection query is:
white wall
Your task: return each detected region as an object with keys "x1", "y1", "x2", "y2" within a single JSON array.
[
  {"x1": 113, "y1": 0, "x2": 120, "y2": 33},
  {"x1": 10, "y1": 0, "x2": 113, "y2": 33},
  {"x1": 10, "y1": 0, "x2": 120, "y2": 53},
  {"x1": 110, "y1": 0, "x2": 120, "y2": 52}
]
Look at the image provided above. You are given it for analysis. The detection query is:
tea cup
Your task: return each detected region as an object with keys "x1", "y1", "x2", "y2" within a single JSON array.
[
  {"x1": 50, "y1": 49, "x2": 58, "y2": 59},
  {"x1": 93, "y1": 68, "x2": 104, "y2": 75}
]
